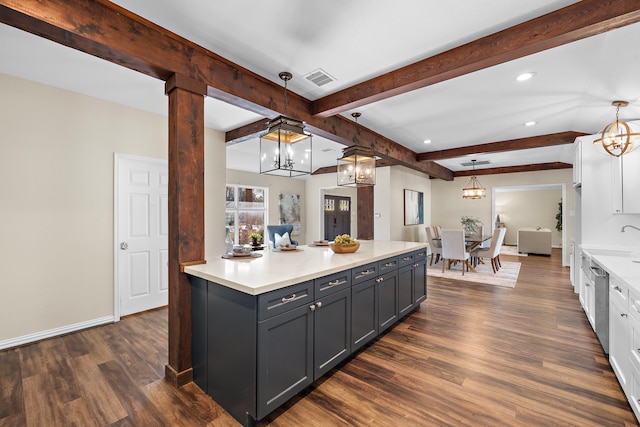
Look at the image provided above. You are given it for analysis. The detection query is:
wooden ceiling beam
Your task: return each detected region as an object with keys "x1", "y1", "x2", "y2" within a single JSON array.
[
  {"x1": 454, "y1": 162, "x2": 572, "y2": 177},
  {"x1": 417, "y1": 131, "x2": 587, "y2": 161},
  {"x1": 311, "y1": 0, "x2": 640, "y2": 117},
  {"x1": 0, "y1": 0, "x2": 452, "y2": 180}
]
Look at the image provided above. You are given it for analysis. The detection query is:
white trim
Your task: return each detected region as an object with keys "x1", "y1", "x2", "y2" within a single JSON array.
[
  {"x1": 0, "y1": 316, "x2": 114, "y2": 350},
  {"x1": 114, "y1": 153, "x2": 168, "y2": 322}
]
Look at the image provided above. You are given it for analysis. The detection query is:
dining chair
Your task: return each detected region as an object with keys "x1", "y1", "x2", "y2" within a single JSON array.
[
  {"x1": 425, "y1": 226, "x2": 442, "y2": 265},
  {"x1": 471, "y1": 227, "x2": 507, "y2": 273},
  {"x1": 440, "y1": 229, "x2": 471, "y2": 275}
]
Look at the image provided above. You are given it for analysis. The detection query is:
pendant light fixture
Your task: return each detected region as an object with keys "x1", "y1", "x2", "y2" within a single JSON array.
[
  {"x1": 337, "y1": 112, "x2": 376, "y2": 187},
  {"x1": 593, "y1": 100, "x2": 640, "y2": 157},
  {"x1": 462, "y1": 160, "x2": 486, "y2": 199},
  {"x1": 260, "y1": 72, "x2": 312, "y2": 177}
]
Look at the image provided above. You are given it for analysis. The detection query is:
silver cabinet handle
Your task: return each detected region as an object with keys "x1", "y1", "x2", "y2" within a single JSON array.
[
  {"x1": 402, "y1": 256, "x2": 411, "y2": 261},
  {"x1": 413, "y1": 263, "x2": 419, "y2": 268},
  {"x1": 615, "y1": 286, "x2": 623, "y2": 293},
  {"x1": 316, "y1": 301, "x2": 322, "y2": 308},
  {"x1": 384, "y1": 262, "x2": 395, "y2": 267},
  {"x1": 621, "y1": 313, "x2": 628, "y2": 318},
  {"x1": 328, "y1": 279, "x2": 346, "y2": 287},
  {"x1": 281, "y1": 294, "x2": 296, "y2": 303},
  {"x1": 310, "y1": 304, "x2": 316, "y2": 311}
]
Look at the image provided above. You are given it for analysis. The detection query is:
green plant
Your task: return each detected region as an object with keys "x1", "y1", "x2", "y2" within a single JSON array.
[
  {"x1": 556, "y1": 200, "x2": 562, "y2": 231},
  {"x1": 460, "y1": 216, "x2": 481, "y2": 235},
  {"x1": 249, "y1": 232, "x2": 262, "y2": 241}
]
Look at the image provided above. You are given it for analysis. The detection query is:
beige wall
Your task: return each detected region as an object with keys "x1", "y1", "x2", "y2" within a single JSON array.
[
  {"x1": 0, "y1": 73, "x2": 226, "y2": 345},
  {"x1": 227, "y1": 169, "x2": 307, "y2": 244},
  {"x1": 495, "y1": 188, "x2": 562, "y2": 246},
  {"x1": 431, "y1": 169, "x2": 574, "y2": 265},
  {"x1": 389, "y1": 166, "x2": 432, "y2": 243}
]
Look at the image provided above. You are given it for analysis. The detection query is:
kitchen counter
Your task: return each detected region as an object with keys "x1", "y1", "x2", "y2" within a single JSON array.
[
  {"x1": 185, "y1": 240, "x2": 427, "y2": 295},
  {"x1": 582, "y1": 246, "x2": 640, "y2": 287}
]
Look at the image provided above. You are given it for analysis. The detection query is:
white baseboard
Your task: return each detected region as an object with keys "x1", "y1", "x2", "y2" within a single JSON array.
[{"x1": 0, "y1": 316, "x2": 115, "y2": 350}]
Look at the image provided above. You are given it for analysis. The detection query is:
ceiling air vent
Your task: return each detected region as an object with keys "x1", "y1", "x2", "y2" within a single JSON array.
[
  {"x1": 460, "y1": 160, "x2": 490, "y2": 167},
  {"x1": 304, "y1": 69, "x2": 336, "y2": 87}
]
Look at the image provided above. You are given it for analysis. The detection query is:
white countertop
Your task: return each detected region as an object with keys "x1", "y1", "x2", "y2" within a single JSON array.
[
  {"x1": 184, "y1": 240, "x2": 427, "y2": 295},
  {"x1": 582, "y1": 246, "x2": 640, "y2": 288}
]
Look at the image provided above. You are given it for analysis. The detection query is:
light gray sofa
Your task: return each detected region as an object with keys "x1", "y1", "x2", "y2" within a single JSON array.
[{"x1": 517, "y1": 228, "x2": 552, "y2": 255}]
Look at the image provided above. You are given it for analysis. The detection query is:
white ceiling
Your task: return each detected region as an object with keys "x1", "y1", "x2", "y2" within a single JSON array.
[{"x1": 3, "y1": 1, "x2": 640, "y2": 175}]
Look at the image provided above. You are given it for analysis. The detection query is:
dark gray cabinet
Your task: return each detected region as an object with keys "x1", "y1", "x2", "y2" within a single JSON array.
[
  {"x1": 351, "y1": 278, "x2": 377, "y2": 352},
  {"x1": 189, "y1": 247, "x2": 427, "y2": 426},
  {"x1": 377, "y1": 271, "x2": 399, "y2": 332}
]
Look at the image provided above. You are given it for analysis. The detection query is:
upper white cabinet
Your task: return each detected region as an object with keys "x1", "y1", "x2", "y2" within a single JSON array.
[
  {"x1": 612, "y1": 148, "x2": 640, "y2": 214},
  {"x1": 573, "y1": 139, "x2": 582, "y2": 187}
]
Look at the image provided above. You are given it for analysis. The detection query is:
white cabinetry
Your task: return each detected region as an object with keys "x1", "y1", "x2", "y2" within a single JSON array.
[
  {"x1": 612, "y1": 148, "x2": 640, "y2": 214},
  {"x1": 609, "y1": 276, "x2": 630, "y2": 393},
  {"x1": 572, "y1": 139, "x2": 582, "y2": 187}
]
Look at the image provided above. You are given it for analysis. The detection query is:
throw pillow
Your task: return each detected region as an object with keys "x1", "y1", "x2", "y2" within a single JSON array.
[{"x1": 274, "y1": 231, "x2": 292, "y2": 247}]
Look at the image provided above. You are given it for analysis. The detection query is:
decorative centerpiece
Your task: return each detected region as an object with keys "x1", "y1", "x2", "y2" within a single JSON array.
[
  {"x1": 461, "y1": 216, "x2": 481, "y2": 235},
  {"x1": 249, "y1": 232, "x2": 262, "y2": 247},
  {"x1": 329, "y1": 234, "x2": 360, "y2": 254}
]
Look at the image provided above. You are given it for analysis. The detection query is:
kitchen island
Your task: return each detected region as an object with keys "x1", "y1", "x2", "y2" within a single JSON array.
[{"x1": 185, "y1": 240, "x2": 427, "y2": 426}]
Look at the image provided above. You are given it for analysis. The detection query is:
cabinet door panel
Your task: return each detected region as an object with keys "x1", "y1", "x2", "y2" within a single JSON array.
[
  {"x1": 257, "y1": 304, "x2": 313, "y2": 419},
  {"x1": 314, "y1": 288, "x2": 351, "y2": 379},
  {"x1": 610, "y1": 296, "x2": 629, "y2": 392},
  {"x1": 414, "y1": 259, "x2": 427, "y2": 305},
  {"x1": 398, "y1": 265, "x2": 414, "y2": 318},
  {"x1": 351, "y1": 279, "x2": 377, "y2": 352},
  {"x1": 378, "y1": 271, "x2": 399, "y2": 333}
]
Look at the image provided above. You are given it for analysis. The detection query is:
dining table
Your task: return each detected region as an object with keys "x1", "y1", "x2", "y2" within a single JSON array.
[{"x1": 433, "y1": 233, "x2": 493, "y2": 272}]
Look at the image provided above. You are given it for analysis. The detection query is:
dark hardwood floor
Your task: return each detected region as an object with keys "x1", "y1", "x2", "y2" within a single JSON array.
[{"x1": 1, "y1": 249, "x2": 637, "y2": 426}]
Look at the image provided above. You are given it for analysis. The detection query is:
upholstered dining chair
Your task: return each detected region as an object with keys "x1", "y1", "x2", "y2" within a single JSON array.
[
  {"x1": 471, "y1": 227, "x2": 507, "y2": 273},
  {"x1": 266, "y1": 224, "x2": 299, "y2": 248},
  {"x1": 425, "y1": 226, "x2": 442, "y2": 266},
  {"x1": 440, "y1": 229, "x2": 471, "y2": 275}
]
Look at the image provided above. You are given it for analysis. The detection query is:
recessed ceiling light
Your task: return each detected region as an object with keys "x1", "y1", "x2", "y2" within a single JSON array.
[
  {"x1": 516, "y1": 72, "x2": 536, "y2": 82},
  {"x1": 524, "y1": 121, "x2": 537, "y2": 126},
  {"x1": 423, "y1": 139, "x2": 432, "y2": 144}
]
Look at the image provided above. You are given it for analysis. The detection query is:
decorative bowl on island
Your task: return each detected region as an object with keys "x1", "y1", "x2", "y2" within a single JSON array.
[{"x1": 329, "y1": 234, "x2": 360, "y2": 253}]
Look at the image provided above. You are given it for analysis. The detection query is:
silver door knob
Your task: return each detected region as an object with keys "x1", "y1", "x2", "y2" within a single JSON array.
[{"x1": 120, "y1": 242, "x2": 128, "y2": 250}]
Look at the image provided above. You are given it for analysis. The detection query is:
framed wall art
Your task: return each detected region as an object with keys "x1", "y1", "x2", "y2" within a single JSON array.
[{"x1": 404, "y1": 189, "x2": 424, "y2": 225}]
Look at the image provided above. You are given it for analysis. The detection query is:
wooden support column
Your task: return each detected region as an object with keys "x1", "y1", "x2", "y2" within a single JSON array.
[
  {"x1": 357, "y1": 186, "x2": 374, "y2": 240},
  {"x1": 164, "y1": 74, "x2": 207, "y2": 387}
]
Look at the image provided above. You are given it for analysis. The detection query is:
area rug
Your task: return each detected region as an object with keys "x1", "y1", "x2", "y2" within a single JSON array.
[
  {"x1": 500, "y1": 245, "x2": 527, "y2": 257},
  {"x1": 428, "y1": 260, "x2": 521, "y2": 288}
]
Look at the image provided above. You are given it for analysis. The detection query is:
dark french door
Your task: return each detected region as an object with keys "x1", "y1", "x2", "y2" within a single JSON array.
[{"x1": 324, "y1": 195, "x2": 351, "y2": 240}]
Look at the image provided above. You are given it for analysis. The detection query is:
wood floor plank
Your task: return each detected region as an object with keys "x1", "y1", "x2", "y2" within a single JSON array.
[{"x1": 0, "y1": 248, "x2": 637, "y2": 426}]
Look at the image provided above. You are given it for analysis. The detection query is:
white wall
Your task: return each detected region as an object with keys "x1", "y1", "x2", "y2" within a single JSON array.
[{"x1": 374, "y1": 167, "x2": 392, "y2": 240}]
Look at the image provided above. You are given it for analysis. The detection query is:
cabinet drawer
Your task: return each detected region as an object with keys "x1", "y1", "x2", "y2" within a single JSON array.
[
  {"x1": 398, "y1": 252, "x2": 415, "y2": 268},
  {"x1": 258, "y1": 280, "x2": 314, "y2": 321},
  {"x1": 314, "y1": 270, "x2": 351, "y2": 298},
  {"x1": 630, "y1": 314, "x2": 640, "y2": 374},
  {"x1": 352, "y1": 262, "x2": 378, "y2": 285},
  {"x1": 413, "y1": 247, "x2": 428, "y2": 261},
  {"x1": 379, "y1": 256, "x2": 399, "y2": 273},
  {"x1": 610, "y1": 276, "x2": 629, "y2": 307}
]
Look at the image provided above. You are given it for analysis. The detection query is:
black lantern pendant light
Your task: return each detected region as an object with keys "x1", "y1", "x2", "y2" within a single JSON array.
[
  {"x1": 337, "y1": 113, "x2": 376, "y2": 187},
  {"x1": 462, "y1": 160, "x2": 486, "y2": 199},
  {"x1": 260, "y1": 72, "x2": 312, "y2": 177}
]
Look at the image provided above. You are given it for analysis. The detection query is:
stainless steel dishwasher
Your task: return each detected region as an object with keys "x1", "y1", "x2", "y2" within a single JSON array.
[{"x1": 590, "y1": 260, "x2": 610, "y2": 354}]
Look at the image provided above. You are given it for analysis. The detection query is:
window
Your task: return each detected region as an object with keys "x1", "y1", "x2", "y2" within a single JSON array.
[{"x1": 226, "y1": 185, "x2": 267, "y2": 245}]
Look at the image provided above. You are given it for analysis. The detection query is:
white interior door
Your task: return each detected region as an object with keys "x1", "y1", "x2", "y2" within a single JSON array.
[{"x1": 116, "y1": 154, "x2": 168, "y2": 317}]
